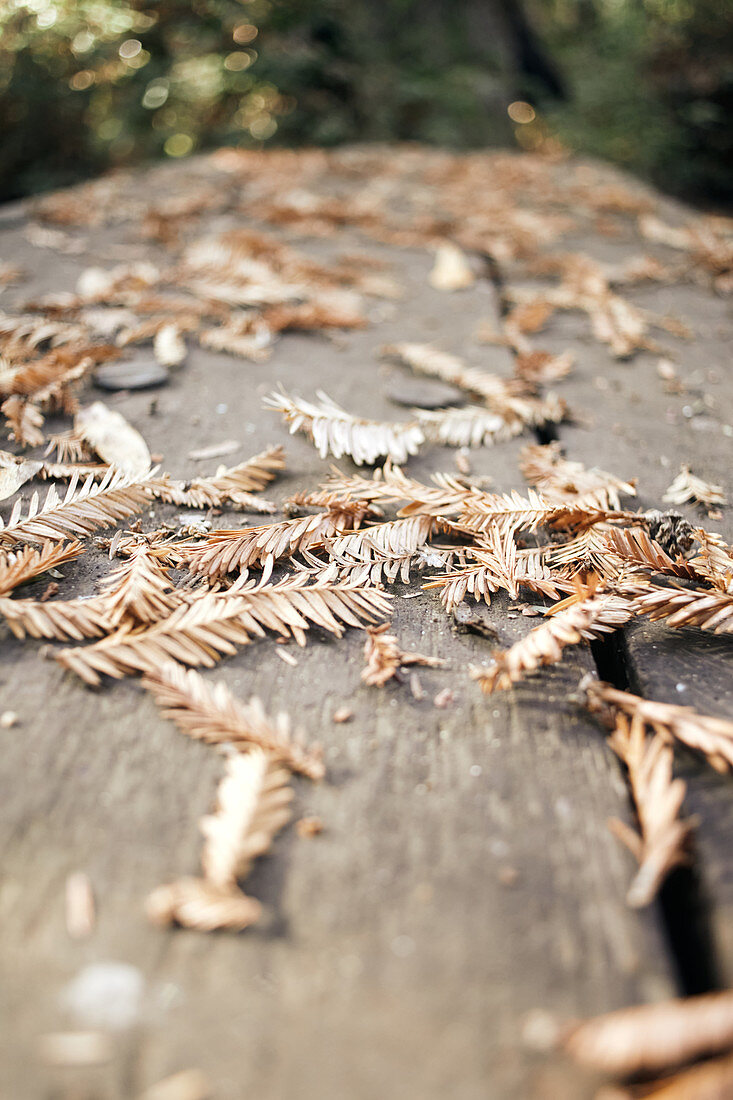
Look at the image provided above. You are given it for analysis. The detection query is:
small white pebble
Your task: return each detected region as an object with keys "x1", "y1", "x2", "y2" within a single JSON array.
[
  {"x1": 676, "y1": 682, "x2": 686, "y2": 693},
  {"x1": 469, "y1": 765, "x2": 482, "y2": 777},
  {"x1": 61, "y1": 962, "x2": 144, "y2": 1030},
  {"x1": 521, "y1": 1009, "x2": 561, "y2": 1052},
  {"x1": 391, "y1": 935, "x2": 416, "y2": 958},
  {"x1": 0, "y1": 711, "x2": 18, "y2": 728}
]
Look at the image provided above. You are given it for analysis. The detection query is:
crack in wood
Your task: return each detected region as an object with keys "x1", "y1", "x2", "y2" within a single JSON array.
[{"x1": 591, "y1": 629, "x2": 724, "y2": 997}]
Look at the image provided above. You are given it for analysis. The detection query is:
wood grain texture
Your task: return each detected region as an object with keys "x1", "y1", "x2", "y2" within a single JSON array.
[
  {"x1": 536, "y1": 225, "x2": 733, "y2": 991},
  {"x1": 3, "y1": 149, "x2": 728, "y2": 1099}
]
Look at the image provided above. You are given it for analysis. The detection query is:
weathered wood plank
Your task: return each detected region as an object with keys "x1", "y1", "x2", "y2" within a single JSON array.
[
  {"x1": 528, "y1": 243, "x2": 733, "y2": 990},
  {"x1": 0, "y1": 188, "x2": 677, "y2": 1100}
]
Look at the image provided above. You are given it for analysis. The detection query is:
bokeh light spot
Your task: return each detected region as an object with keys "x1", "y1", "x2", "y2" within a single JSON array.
[
  {"x1": 164, "y1": 133, "x2": 194, "y2": 157},
  {"x1": 507, "y1": 100, "x2": 536, "y2": 124}
]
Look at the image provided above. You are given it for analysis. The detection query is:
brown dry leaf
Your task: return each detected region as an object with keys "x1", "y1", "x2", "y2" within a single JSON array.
[
  {"x1": 663, "y1": 465, "x2": 727, "y2": 508},
  {"x1": 607, "y1": 713, "x2": 693, "y2": 907},
  {"x1": 143, "y1": 662, "x2": 324, "y2": 779},
  {"x1": 44, "y1": 431, "x2": 91, "y2": 464},
  {"x1": 473, "y1": 593, "x2": 635, "y2": 693},
  {"x1": 75, "y1": 402, "x2": 151, "y2": 477},
  {"x1": 327, "y1": 514, "x2": 436, "y2": 570},
  {"x1": 563, "y1": 988, "x2": 733, "y2": 1076},
  {"x1": 264, "y1": 388, "x2": 424, "y2": 465},
  {"x1": 361, "y1": 621, "x2": 444, "y2": 686},
  {"x1": 508, "y1": 254, "x2": 658, "y2": 359},
  {"x1": 263, "y1": 300, "x2": 367, "y2": 333},
  {"x1": 513, "y1": 349, "x2": 574, "y2": 384},
  {"x1": 198, "y1": 323, "x2": 272, "y2": 362},
  {"x1": 429, "y1": 242, "x2": 476, "y2": 290},
  {"x1": 0, "y1": 453, "x2": 43, "y2": 501},
  {"x1": 147, "y1": 750, "x2": 292, "y2": 933}
]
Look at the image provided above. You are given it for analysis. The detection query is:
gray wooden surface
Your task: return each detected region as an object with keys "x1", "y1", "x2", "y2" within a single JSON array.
[{"x1": 0, "y1": 148, "x2": 730, "y2": 1099}]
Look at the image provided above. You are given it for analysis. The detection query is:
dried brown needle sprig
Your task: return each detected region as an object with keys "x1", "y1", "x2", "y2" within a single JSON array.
[
  {"x1": 690, "y1": 528, "x2": 733, "y2": 592},
  {"x1": 582, "y1": 679, "x2": 733, "y2": 773},
  {"x1": 297, "y1": 544, "x2": 463, "y2": 588},
  {"x1": 0, "y1": 467, "x2": 152, "y2": 546},
  {"x1": 309, "y1": 462, "x2": 475, "y2": 517},
  {"x1": 1, "y1": 395, "x2": 45, "y2": 447},
  {"x1": 458, "y1": 488, "x2": 632, "y2": 540},
  {"x1": 149, "y1": 444, "x2": 285, "y2": 513},
  {"x1": 473, "y1": 591, "x2": 635, "y2": 694},
  {"x1": 664, "y1": 465, "x2": 727, "y2": 508},
  {"x1": 0, "y1": 540, "x2": 83, "y2": 597},
  {"x1": 607, "y1": 713, "x2": 693, "y2": 908},
  {"x1": 182, "y1": 500, "x2": 372, "y2": 579},
  {"x1": 381, "y1": 341, "x2": 566, "y2": 429},
  {"x1": 633, "y1": 581, "x2": 733, "y2": 635},
  {"x1": 264, "y1": 389, "x2": 424, "y2": 465},
  {"x1": 602, "y1": 526, "x2": 702, "y2": 583},
  {"x1": 96, "y1": 540, "x2": 180, "y2": 627},
  {"x1": 57, "y1": 575, "x2": 392, "y2": 685},
  {"x1": 426, "y1": 537, "x2": 574, "y2": 611},
  {"x1": 143, "y1": 663, "x2": 325, "y2": 780},
  {"x1": 362, "y1": 622, "x2": 445, "y2": 687},
  {"x1": 562, "y1": 988, "x2": 733, "y2": 1076},
  {"x1": 416, "y1": 406, "x2": 521, "y2": 448},
  {"x1": 146, "y1": 749, "x2": 292, "y2": 932},
  {"x1": 519, "y1": 442, "x2": 636, "y2": 511},
  {"x1": 326, "y1": 513, "x2": 436, "y2": 568},
  {"x1": 0, "y1": 592, "x2": 112, "y2": 641}
]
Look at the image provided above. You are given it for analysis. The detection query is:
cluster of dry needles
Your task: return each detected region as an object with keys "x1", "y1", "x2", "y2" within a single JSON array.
[{"x1": 1, "y1": 143, "x2": 732, "y2": 1094}]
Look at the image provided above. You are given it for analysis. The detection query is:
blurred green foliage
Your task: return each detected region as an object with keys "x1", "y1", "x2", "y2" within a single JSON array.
[
  {"x1": 533, "y1": 0, "x2": 733, "y2": 203},
  {"x1": 0, "y1": 0, "x2": 730, "y2": 203}
]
